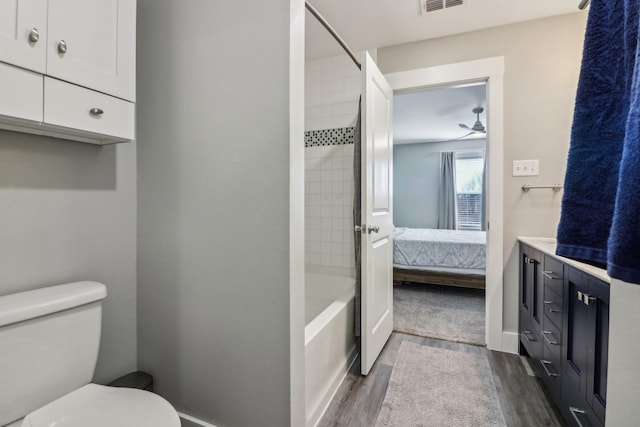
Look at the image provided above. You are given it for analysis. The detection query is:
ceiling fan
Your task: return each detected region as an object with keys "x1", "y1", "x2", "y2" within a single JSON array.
[{"x1": 458, "y1": 107, "x2": 486, "y2": 137}]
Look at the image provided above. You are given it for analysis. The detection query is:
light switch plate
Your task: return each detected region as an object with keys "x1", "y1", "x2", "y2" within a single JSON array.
[{"x1": 513, "y1": 160, "x2": 539, "y2": 176}]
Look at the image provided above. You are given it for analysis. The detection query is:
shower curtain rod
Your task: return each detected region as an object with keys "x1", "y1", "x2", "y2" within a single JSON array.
[
  {"x1": 578, "y1": 0, "x2": 590, "y2": 10},
  {"x1": 305, "y1": 1, "x2": 362, "y2": 70}
]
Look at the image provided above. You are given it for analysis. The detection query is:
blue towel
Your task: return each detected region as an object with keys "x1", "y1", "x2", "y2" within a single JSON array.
[
  {"x1": 557, "y1": 0, "x2": 639, "y2": 277},
  {"x1": 608, "y1": 17, "x2": 640, "y2": 283}
]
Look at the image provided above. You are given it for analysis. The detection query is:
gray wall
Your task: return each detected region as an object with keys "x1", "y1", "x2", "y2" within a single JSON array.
[
  {"x1": 136, "y1": 1, "x2": 304, "y2": 426},
  {"x1": 379, "y1": 12, "x2": 587, "y2": 333},
  {"x1": 394, "y1": 139, "x2": 486, "y2": 229},
  {"x1": 0, "y1": 130, "x2": 137, "y2": 384}
]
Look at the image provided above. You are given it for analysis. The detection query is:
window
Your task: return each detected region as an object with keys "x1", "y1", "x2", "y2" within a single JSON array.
[{"x1": 455, "y1": 152, "x2": 484, "y2": 231}]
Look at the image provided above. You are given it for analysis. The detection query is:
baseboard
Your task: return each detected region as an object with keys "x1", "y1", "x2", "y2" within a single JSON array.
[
  {"x1": 501, "y1": 331, "x2": 519, "y2": 354},
  {"x1": 178, "y1": 412, "x2": 219, "y2": 427}
]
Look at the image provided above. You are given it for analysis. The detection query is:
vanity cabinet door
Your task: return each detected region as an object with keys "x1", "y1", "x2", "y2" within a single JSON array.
[
  {"x1": 564, "y1": 268, "x2": 592, "y2": 398},
  {"x1": 562, "y1": 268, "x2": 609, "y2": 427},
  {"x1": 47, "y1": 0, "x2": 136, "y2": 101},
  {"x1": 519, "y1": 245, "x2": 543, "y2": 360},
  {"x1": 0, "y1": 0, "x2": 47, "y2": 73}
]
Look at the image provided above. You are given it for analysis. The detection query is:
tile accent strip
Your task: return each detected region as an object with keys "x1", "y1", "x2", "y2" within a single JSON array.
[{"x1": 305, "y1": 127, "x2": 355, "y2": 147}]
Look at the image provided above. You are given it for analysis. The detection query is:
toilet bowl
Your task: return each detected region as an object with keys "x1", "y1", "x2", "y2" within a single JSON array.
[
  {"x1": 21, "y1": 384, "x2": 179, "y2": 427},
  {"x1": 0, "y1": 281, "x2": 180, "y2": 427}
]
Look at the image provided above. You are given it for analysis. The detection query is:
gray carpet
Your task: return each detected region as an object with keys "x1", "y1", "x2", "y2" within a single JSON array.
[
  {"x1": 375, "y1": 341, "x2": 507, "y2": 427},
  {"x1": 394, "y1": 282, "x2": 485, "y2": 345}
]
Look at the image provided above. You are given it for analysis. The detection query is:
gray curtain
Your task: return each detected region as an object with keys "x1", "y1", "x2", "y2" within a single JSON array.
[
  {"x1": 353, "y1": 98, "x2": 362, "y2": 337},
  {"x1": 437, "y1": 152, "x2": 457, "y2": 230},
  {"x1": 481, "y1": 151, "x2": 487, "y2": 231}
]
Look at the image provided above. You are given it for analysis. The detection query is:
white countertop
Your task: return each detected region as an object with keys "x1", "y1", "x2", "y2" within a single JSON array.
[{"x1": 518, "y1": 237, "x2": 611, "y2": 283}]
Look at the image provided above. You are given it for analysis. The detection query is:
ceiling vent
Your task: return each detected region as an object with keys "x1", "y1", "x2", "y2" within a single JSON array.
[{"x1": 420, "y1": 0, "x2": 464, "y2": 14}]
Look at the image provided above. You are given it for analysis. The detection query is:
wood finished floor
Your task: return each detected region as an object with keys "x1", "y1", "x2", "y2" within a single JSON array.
[{"x1": 318, "y1": 332, "x2": 567, "y2": 427}]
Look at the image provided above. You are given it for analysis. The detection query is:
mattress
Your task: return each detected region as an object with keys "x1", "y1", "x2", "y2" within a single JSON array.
[{"x1": 393, "y1": 227, "x2": 486, "y2": 271}]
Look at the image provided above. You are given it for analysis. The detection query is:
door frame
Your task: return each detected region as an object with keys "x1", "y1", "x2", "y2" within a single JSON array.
[{"x1": 385, "y1": 57, "x2": 506, "y2": 352}]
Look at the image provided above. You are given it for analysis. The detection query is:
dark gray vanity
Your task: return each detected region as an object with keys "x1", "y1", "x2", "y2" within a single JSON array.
[{"x1": 519, "y1": 237, "x2": 609, "y2": 427}]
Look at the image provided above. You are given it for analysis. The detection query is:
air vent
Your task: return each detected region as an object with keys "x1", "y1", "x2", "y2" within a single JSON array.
[
  {"x1": 425, "y1": 0, "x2": 443, "y2": 12},
  {"x1": 446, "y1": 0, "x2": 464, "y2": 7},
  {"x1": 420, "y1": 0, "x2": 464, "y2": 14}
]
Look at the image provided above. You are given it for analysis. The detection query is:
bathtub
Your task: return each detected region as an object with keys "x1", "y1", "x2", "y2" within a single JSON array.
[{"x1": 305, "y1": 269, "x2": 357, "y2": 427}]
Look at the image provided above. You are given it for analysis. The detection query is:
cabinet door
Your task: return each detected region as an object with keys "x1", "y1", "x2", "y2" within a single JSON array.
[
  {"x1": 586, "y1": 277, "x2": 609, "y2": 425},
  {"x1": 564, "y1": 268, "x2": 592, "y2": 398},
  {"x1": 520, "y1": 246, "x2": 543, "y2": 359},
  {"x1": 47, "y1": 0, "x2": 136, "y2": 101},
  {"x1": 0, "y1": 0, "x2": 47, "y2": 73}
]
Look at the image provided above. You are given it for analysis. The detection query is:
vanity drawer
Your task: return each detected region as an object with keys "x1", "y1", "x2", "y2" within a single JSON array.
[
  {"x1": 541, "y1": 317, "x2": 562, "y2": 358},
  {"x1": 540, "y1": 344, "x2": 562, "y2": 402},
  {"x1": 44, "y1": 77, "x2": 135, "y2": 140},
  {"x1": 543, "y1": 286, "x2": 563, "y2": 330},
  {"x1": 543, "y1": 256, "x2": 564, "y2": 296}
]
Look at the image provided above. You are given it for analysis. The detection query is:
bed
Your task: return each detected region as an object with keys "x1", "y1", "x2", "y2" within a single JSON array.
[{"x1": 392, "y1": 227, "x2": 486, "y2": 289}]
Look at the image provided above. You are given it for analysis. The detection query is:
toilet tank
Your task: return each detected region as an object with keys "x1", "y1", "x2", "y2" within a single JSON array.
[{"x1": 0, "y1": 281, "x2": 107, "y2": 426}]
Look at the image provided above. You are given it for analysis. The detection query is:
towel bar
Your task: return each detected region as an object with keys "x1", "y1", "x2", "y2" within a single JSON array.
[{"x1": 522, "y1": 184, "x2": 563, "y2": 192}]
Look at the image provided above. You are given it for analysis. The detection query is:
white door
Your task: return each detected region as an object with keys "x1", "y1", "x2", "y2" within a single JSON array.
[
  {"x1": 360, "y1": 52, "x2": 394, "y2": 375},
  {"x1": 0, "y1": 0, "x2": 47, "y2": 73},
  {"x1": 47, "y1": 0, "x2": 136, "y2": 101}
]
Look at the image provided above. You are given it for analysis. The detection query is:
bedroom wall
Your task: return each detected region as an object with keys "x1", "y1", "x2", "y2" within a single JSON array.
[
  {"x1": 394, "y1": 139, "x2": 486, "y2": 229},
  {"x1": 0, "y1": 131, "x2": 137, "y2": 385},
  {"x1": 378, "y1": 11, "x2": 587, "y2": 335}
]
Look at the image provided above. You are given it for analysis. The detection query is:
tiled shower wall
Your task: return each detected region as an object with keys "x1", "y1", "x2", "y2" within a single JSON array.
[{"x1": 305, "y1": 53, "x2": 361, "y2": 271}]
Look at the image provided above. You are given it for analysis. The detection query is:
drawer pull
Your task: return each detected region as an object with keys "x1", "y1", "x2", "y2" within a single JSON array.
[
  {"x1": 542, "y1": 270, "x2": 559, "y2": 280},
  {"x1": 569, "y1": 407, "x2": 587, "y2": 427},
  {"x1": 90, "y1": 108, "x2": 104, "y2": 116},
  {"x1": 543, "y1": 300, "x2": 560, "y2": 313},
  {"x1": 29, "y1": 28, "x2": 40, "y2": 44},
  {"x1": 584, "y1": 294, "x2": 596, "y2": 306},
  {"x1": 522, "y1": 330, "x2": 536, "y2": 342},
  {"x1": 542, "y1": 330, "x2": 559, "y2": 345},
  {"x1": 58, "y1": 40, "x2": 68, "y2": 54},
  {"x1": 540, "y1": 360, "x2": 559, "y2": 377}
]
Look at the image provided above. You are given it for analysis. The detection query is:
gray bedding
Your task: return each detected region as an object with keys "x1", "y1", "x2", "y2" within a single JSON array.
[{"x1": 392, "y1": 227, "x2": 486, "y2": 271}]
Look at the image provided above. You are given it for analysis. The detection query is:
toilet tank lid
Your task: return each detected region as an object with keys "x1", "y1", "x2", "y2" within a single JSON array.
[{"x1": 0, "y1": 281, "x2": 107, "y2": 328}]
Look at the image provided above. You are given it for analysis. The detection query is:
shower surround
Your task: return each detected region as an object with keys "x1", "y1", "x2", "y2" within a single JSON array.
[{"x1": 305, "y1": 53, "x2": 361, "y2": 272}]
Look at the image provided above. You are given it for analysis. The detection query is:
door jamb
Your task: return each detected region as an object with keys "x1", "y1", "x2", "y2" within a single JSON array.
[{"x1": 384, "y1": 57, "x2": 506, "y2": 352}]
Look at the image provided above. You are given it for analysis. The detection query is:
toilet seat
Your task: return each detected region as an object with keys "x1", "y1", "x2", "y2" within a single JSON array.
[{"x1": 21, "y1": 383, "x2": 180, "y2": 427}]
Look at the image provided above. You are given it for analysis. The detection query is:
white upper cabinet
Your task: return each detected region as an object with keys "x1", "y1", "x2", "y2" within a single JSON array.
[
  {"x1": 0, "y1": 0, "x2": 136, "y2": 144},
  {"x1": 0, "y1": 0, "x2": 48, "y2": 73},
  {"x1": 47, "y1": 0, "x2": 136, "y2": 101}
]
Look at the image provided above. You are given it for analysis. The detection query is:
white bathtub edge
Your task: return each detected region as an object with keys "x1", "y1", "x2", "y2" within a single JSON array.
[
  {"x1": 305, "y1": 287, "x2": 355, "y2": 346},
  {"x1": 307, "y1": 344, "x2": 359, "y2": 427}
]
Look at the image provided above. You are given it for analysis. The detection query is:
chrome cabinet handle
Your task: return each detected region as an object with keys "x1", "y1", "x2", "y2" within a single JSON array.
[
  {"x1": 577, "y1": 291, "x2": 597, "y2": 306},
  {"x1": 542, "y1": 270, "x2": 559, "y2": 280},
  {"x1": 542, "y1": 330, "x2": 559, "y2": 345},
  {"x1": 367, "y1": 225, "x2": 379, "y2": 234},
  {"x1": 543, "y1": 301, "x2": 560, "y2": 313},
  {"x1": 29, "y1": 28, "x2": 40, "y2": 44},
  {"x1": 58, "y1": 40, "x2": 67, "y2": 54},
  {"x1": 89, "y1": 108, "x2": 104, "y2": 116},
  {"x1": 522, "y1": 330, "x2": 536, "y2": 342},
  {"x1": 569, "y1": 407, "x2": 587, "y2": 427},
  {"x1": 540, "y1": 360, "x2": 558, "y2": 377}
]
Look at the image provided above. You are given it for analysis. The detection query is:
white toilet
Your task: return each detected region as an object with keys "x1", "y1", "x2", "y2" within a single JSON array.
[{"x1": 0, "y1": 281, "x2": 180, "y2": 427}]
